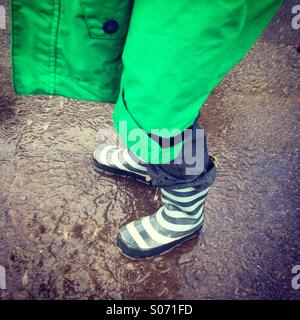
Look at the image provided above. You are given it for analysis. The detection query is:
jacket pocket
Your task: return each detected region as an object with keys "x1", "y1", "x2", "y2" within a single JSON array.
[{"x1": 80, "y1": 0, "x2": 133, "y2": 39}]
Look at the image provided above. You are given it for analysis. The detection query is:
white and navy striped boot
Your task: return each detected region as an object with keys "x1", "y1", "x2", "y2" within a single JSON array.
[
  {"x1": 93, "y1": 145, "x2": 151, "y2": 185},
  {"x1": 117, "y1": 185, "x2": 210, "y2": 259}
]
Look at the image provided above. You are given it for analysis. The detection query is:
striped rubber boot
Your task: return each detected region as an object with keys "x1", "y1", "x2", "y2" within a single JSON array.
[
  {"x1": 93, "y1": 145, "x2": 151, "y2": 184},
  {"x1": 117, "y1": 185, "x2": 210, "y2": 259}
]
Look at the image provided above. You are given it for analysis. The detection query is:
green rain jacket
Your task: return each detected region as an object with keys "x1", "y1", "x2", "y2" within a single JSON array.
[{"x1": 11, "y1": 0, "x2": 282, "y2": 163}]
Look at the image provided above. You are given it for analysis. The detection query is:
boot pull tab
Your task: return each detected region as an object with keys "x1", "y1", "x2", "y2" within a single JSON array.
[
  {"x1": 210, "y1": 155, "x2": 219, "y2": 168},
  {"x1": 154, "y1": 187, "x2": 160, "y2": 202}
]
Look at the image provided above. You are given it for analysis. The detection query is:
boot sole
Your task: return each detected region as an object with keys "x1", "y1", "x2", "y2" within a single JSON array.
[
  {"x1": 92, "y1": 156, "x2": 151, "y2": 186},
  {"x1": 117, "y1": 227, "x2": 202, "y2": 260}
]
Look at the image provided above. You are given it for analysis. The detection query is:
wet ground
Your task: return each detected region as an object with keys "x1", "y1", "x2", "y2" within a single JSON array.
[{"x1": 0, "y1": 0, "x2": 299, "y2": 300}]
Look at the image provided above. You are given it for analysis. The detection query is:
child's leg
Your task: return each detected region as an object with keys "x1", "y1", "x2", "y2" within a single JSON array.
[{"x1": 111, "y1": 0, "x2": 282, "y2": 258}]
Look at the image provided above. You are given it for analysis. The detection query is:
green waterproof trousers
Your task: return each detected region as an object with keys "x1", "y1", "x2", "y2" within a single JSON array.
[{"x1": 10, "y1": 0, "x2": 282, "y2": 163}]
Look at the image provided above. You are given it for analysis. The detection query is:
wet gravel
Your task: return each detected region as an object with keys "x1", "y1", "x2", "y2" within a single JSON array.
[{"x1": 0, "y1": 0, "x2": 299, "y2": 299}]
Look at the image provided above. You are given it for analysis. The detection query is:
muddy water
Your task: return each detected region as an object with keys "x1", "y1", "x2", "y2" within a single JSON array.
[{"x1": 0, "y1": 1, "x2": 299, "y2": 299}]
